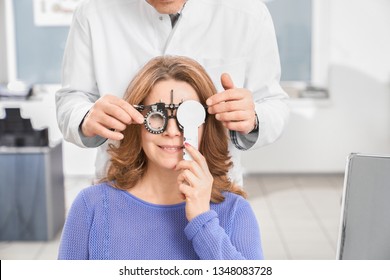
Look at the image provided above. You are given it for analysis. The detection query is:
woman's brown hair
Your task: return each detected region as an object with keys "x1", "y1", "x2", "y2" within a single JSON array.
[{"x1": 104, "y1": 55, "x2": 246, "y2": 202}]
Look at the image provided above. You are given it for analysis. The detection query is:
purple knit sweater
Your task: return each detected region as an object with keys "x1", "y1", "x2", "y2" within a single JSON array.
[{"x1": 58, "y1": 183, "x2": 263, "y2": 260}]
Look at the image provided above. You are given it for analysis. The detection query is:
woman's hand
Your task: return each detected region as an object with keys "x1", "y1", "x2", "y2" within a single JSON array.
[{"x1": 176, "y1": 143, "x2": 214, "y2": 221}]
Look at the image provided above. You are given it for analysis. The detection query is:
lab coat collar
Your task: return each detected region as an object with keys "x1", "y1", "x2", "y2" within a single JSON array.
[{"x1": 142, "y1": 0, "x2": 189, "y2": 16}]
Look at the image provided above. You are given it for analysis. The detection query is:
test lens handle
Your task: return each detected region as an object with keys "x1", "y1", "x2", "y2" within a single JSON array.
[{"x1": 176, "y1": 100, "x2": 206, "y2": 160}]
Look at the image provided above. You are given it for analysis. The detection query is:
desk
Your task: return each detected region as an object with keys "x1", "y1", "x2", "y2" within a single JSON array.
[{"x1": 0, "y1": 142, "x2": 65, "y2": 241}]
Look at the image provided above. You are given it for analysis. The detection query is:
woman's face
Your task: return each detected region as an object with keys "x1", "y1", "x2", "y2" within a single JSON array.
[{"x1": 141, "y1": 79, "x2": 204, "y2": 171}]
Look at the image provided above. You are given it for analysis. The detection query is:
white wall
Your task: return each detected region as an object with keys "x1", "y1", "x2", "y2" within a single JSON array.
[
  {"x1": 242, "y1": 0, "x2": 390, "y2": 173},
  {"x1": 242, "y1": 66, "x2": 390, "y2": 173},
  {"x1": 329, "y1": 0, "x2": 390, "y2": 84}
]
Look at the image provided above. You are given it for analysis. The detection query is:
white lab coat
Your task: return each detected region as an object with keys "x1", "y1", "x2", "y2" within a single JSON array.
[{"x1": 56, "y1": 0, "x2": 290, "y2": 185}]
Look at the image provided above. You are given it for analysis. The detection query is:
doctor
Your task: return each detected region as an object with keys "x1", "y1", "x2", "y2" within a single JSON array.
[{"x1": 56, "y1": 0, "x2": 289, "y2": 185}]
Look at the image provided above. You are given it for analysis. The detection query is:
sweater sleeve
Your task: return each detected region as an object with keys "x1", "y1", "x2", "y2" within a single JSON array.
[
  {"x1": 184, "y1": 200, "x2": 263, "y2": 260},
  {"x1": 58, "y1": 191, "x2": 92, "y2": 260}
]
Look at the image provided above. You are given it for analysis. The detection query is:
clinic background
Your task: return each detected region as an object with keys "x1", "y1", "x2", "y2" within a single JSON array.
[{"x1": 1, "y1": 0, "x2": 390, "y2": 260}]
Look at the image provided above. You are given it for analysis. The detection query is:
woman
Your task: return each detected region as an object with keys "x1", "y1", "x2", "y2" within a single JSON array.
[{"x1": 58, "y1": 56, "x2": 263, "y2": 260}]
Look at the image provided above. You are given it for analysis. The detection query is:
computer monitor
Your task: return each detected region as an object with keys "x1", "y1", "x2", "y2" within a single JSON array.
[{"x1": 337, "y1": 153, "x2": 390, "y2": 260}]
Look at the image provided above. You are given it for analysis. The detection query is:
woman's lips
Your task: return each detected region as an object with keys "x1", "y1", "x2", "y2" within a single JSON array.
[{"x1": 159, "y1": 145, "x2": 184, "y2": 153}]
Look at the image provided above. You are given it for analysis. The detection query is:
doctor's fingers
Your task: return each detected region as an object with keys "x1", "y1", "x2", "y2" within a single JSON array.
[
  {"x1": 87, "y1": 110, "x2": 131, "y2": 132},
  {"x1": 82, "y1": 119, "x2": 125, "y2": 141},
  {"x1": 93, "y1": 95, "x2": 144, "y2": 125},
  {"x1": 82, "y1": 100, "x2": 138, "y2": 140},
  {"x1": 219, "y1": 116, "x2": 256, "y2": 134},
  {"x1": 207, "y1": 94, "x2": 254, "y2": 115},
  {"x1": 207, "y1": 87, "x2": 252, "y2": 105},
  {"x1": 215, "y1": 109, "x2": 255, "y2": 123}
]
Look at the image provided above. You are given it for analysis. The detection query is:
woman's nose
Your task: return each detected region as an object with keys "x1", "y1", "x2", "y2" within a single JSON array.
[{"x1": 163, "y1": 118, "x2": 181, "y2": 137}]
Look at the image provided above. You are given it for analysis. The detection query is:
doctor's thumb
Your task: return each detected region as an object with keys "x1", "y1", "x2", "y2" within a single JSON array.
[{"x1": 220, "y1": 73, "x2": 235, "y2": 90}]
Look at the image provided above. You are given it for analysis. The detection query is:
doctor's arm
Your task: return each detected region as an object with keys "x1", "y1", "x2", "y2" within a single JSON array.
[
  {"x1": 206, "y1": 6, "x2": 289, "y2": 151},
  {"x1": 55, "y1": 8, "x2": 143, "y2": 147}
]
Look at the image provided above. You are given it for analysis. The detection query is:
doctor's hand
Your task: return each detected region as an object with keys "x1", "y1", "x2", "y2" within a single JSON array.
[
  {"x1": 206, "y1": 73, "x2": 257, "y2": 135},
  {"x1": 80, "y1": 95, "x2": 144, "y2": 141},
  {"x1": 176, "y1": 143, "x2": 213, "y2": 221}
]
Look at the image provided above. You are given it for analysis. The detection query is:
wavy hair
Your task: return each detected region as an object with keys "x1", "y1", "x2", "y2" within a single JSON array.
[{"x1": 104, "y1": 56, "x2": 246, "y2": 202}]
